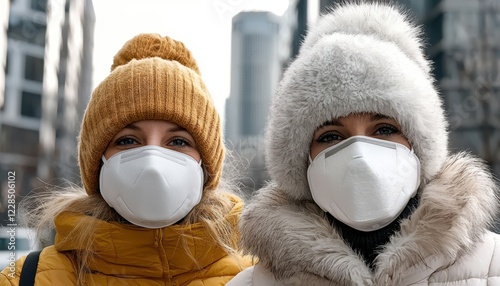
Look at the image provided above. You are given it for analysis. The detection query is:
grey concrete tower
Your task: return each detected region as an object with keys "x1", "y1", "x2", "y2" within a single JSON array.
[{"x1": 225, "y1": 12, "x2": 281, "y2": 145}]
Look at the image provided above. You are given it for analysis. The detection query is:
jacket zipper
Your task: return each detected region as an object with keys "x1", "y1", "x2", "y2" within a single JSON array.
[{"x1": 154, "y1": 228, "x2": 173, "y2": 285}]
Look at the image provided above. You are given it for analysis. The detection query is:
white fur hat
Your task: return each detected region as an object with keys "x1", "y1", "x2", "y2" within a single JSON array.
[{"x1": 265, "y1": 2, "x2": 448, "y2": 201}]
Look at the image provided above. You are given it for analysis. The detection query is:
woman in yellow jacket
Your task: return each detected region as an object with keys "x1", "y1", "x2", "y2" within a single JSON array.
[{"x1": 0, "y1": 33, "x2": 249, "y2": 285}]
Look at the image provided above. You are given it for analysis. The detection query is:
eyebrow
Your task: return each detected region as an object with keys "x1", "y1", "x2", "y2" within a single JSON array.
[
  {"x1": 122, "y1": 123, "x2": 140, "y2": 130},
  {"x1": 316, "y1": 113, "x2": 393, "y2": 130},
  {"x1": 317, "y1": 119, "x2": 342, "y2": 129},
  {"x1": 370, "y1": 114, "x2": 392, "y2": 121},
  {"x1": 121, "y1": 123, "x2": 188, "y2": 133},
  {"x1": 167, "y1": 126, "x2": 188, "y2": 133}
]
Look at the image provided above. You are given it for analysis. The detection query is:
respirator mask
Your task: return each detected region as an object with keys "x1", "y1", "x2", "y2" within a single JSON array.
[
  {"x1": 307, "y1": 136, "x2": 420, "y2": 232},
  {"x1": 99, "y1": 145, "x2": 204, "y2": 228}
]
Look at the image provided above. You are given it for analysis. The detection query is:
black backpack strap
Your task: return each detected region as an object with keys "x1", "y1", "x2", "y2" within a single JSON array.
[{"x1": 19, "y1": 249, "x2": 42, "y2": 286}]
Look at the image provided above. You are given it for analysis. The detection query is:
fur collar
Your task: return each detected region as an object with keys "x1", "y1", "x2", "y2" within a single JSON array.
[{"x1": 239, "y1": 153, "x2": 499, "y2": 285}]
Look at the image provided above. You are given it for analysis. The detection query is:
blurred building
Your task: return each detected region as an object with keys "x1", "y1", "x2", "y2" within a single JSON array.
[
  {"x1": 290, "y1": 0, "x2": 308, "y2": 61},
  {"x1": 224, "y1": 11, "x2": 281, "y2": 195},
  {"x1": 225, "y1": 2, "x2": 307, "y2": 195},
  {"x1": 418, "y1": 0, "x2": 499, "y2": 177},
  {"x1": 1, "y1": 1, "x2": 8, "y2": 110},
  {"x1": 0, "y1": 0, "x2": 95, "y2": 221},
  {"x1": 225, "y1": 12, "x2": 281, "y2": 143}
]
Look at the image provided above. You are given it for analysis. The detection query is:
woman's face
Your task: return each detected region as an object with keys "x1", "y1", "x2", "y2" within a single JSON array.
[
  {"x1": 310, "y1": 113, "x2": 410, "y2": 160},
  {"x1": 103, "y1": 120, "x2": 201, "y2": 162}
]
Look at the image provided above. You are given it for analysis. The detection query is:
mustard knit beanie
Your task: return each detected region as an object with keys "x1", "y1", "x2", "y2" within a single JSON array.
[{"x1": 78, "y1": 33, "x2": 223, "y2": 194}]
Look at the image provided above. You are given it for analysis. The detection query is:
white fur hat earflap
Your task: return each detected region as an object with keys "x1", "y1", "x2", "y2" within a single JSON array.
[{"x1": 265, "y1": 1, "x2": 448, "y2": 201}]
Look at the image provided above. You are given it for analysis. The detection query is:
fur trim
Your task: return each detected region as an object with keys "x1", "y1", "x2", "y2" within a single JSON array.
[
  {"x1": 240, "y1": 183, "x2": 373, "y2": 285},
  {"x1": 301, "y1": 1, "x2": 431, "y2": 76},
  {"x1": 373, "y1": 152, "x2": 499, "y2": 284},
  {"x1": 240, "y1": 153, "x2": 499, "y2": 284},
  {"x1": 265, "y1": 1, "x2": 448, "y2": 201}
]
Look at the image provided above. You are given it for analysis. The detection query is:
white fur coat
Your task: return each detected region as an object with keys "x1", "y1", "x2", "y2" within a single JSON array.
[{"x1": 229, "y1": 153, "x2": 499, "y2": 285}]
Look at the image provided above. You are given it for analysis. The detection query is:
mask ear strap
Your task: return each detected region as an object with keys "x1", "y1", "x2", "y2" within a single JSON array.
[
  {"x1": 101, "y1": 155, "x2": 108, "y2": 164},
  {"x1": 308, "y1": 155, "x2": 313, "y2": 164}
]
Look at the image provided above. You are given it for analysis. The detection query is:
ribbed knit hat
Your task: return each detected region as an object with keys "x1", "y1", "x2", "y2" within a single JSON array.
[
  {"x1": 78, "y1": 33, "x2": 223, "y2": 194},
  {"x1": 266, "y1": 2, "x2": 448, "y2": 201}
]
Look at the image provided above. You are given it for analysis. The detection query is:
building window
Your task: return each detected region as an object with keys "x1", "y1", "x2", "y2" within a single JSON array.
[
  {"x1": 7, "y1": 15, "x2": 46, "y2": 46},
  {"x1": 31, "y1": 0, "x2": 47, "y2": 12},
  {"x1": 21, "y1": 91, "x2": 42, "y2": 118},
  {"x1": 0, "y1": 125, "x2": 39, "y2": 157},
  {"x1": 24, "y1": 55, "x2": 44, "y2": 82}
]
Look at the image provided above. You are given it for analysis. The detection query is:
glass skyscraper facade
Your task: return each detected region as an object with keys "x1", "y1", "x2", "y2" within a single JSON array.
[{"x1": 0, "y1": 0, "x2": 95, "y2": 222}]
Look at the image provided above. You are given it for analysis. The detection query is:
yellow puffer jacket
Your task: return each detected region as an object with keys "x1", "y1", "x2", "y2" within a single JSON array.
[{"x1": 0, "y1": 195, "x2": 250, "y2": 285}]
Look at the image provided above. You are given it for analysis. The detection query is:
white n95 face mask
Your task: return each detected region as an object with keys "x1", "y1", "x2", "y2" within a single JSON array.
[
  {"x1": 99, "y1": 145, "x2": 203, "y2": 229},
  {"x1": 307, "y1": 136, "x2": 420, "y2": 232}
]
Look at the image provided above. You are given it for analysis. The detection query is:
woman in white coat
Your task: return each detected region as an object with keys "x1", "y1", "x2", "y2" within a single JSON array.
[{"x1": 228, "y1": 1, "x2": 500, "y2": 285}]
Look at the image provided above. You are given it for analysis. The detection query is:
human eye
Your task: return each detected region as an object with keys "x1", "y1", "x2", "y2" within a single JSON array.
[
  {"x1": 115, "y1": 136, "x2": 139, "y2": 146},
  {"x1": 316, "y1": 131, "x2": 343, "y2": 144},
  {"x1": 168, "y1": 138, "x2": 190, "y2": 148},
  {"x1": 375, "y1": 124, "x2": 400, "y2": 136}
]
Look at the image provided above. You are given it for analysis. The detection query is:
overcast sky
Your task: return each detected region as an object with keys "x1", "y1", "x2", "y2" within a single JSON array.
[{"x1": 92, "y1": 0, "x2": 295, "y2": 124}]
